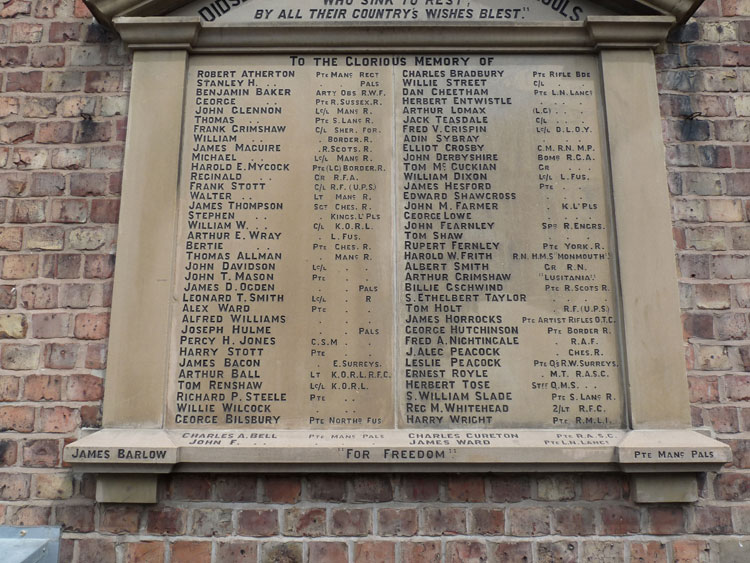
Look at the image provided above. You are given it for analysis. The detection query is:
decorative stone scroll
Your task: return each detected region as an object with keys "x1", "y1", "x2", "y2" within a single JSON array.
[{"x1": 65, "y1": 0, "x2": 730, "y2": 503}]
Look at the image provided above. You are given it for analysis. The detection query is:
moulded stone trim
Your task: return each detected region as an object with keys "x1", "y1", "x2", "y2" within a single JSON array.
[
  {"x1": 586, "y1": 16, "x2": 678, "y2": 49},
  {"x1": 111, "y1": 17, "x2": 677, "y2": 53},
  {"x1": 63, "y1": 428, "x2": 730, "y2": 473},
  {"x1": 638, "y1": 0, "x2": 703, "y2": 20},
  {"x1": 87, "y1": 0, "x2": 706, "y2": 28}
]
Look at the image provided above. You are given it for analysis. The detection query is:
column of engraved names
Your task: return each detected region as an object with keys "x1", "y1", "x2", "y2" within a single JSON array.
[
  {"x1": 520, "y1": 59, "x2": 622, "y2": 427},
  {"x1": 306, "y1": 56, "x2": 395, "y2": 428},
  {"x1": 397, "y1": 56, "x2": 518, "y2": 429},
  {"x1": 173, "y1": 63, "x2": 294, "y2": 427}
]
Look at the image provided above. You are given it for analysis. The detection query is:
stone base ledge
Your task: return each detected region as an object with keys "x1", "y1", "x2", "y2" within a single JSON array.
[
  {"x1": 64, "y1": 428, "x2": 730, "y2": 473},
  {"x1": 618, "y1": 429, "x2": 729, "y2": 472}
]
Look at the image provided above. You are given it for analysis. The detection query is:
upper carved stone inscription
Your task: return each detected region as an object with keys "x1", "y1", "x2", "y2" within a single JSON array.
[
  {"x1": 168, "y1": 54, "x2": 624, "y2": 431},
  {"x1": 172, "y1": 0, "x2": 614, "y2": 24}
]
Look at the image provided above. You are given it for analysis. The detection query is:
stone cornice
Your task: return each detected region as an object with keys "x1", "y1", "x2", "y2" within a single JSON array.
[
  {"x1": 637, "y1": 0, "x2": 703, "y2": 19},
  {"x1": 87, "y1": 0, "x2": 705, "y2": 29},
  {"x1": 112, "y1": 16, "x2": 677, "y2": 52}
]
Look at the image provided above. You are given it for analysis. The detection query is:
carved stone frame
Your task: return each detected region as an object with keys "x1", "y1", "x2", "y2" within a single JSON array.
[{"x1": 64, "y1": 12, "x2": 731, "y2": 503}]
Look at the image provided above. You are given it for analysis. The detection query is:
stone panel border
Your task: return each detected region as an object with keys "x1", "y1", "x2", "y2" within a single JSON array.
[{"x1": 64, "y1": 8, "x2": 731, "y2": 503}]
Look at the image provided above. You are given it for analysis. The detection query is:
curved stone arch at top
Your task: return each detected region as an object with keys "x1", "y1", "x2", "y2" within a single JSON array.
[{"x1": 86, "y1": 0, "x2": 706, "y2": 28}]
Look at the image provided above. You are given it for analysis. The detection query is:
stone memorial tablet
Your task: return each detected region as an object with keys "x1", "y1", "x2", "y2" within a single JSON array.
[
  {"x1": 65, "y1": 1, "x2": 734, "y2": 496},
  {"x1": 169, "y1": 53, "x2": 623, "y2": 431}
]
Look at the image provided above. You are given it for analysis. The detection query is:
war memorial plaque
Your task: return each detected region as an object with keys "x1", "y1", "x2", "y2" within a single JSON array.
[
  {"x1": 170, "y1": 53, "x2": 623, "y2": 431},
  {"x1": 65, "y1": 1, "x2": 733, "y2": 497}
]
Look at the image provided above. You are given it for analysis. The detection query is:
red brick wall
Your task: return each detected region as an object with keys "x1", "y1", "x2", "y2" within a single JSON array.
[{"x1": 1, "y1": 0, "x2": 749, "y2": 561}]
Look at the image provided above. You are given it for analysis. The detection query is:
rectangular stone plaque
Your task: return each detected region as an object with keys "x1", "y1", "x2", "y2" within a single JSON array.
[
  {"x1": 65, "y1": 5, "x2": 736, "y2": 496},
  {"x1": 168, "y1": 53, "x2": 624, "y2": 432}
]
